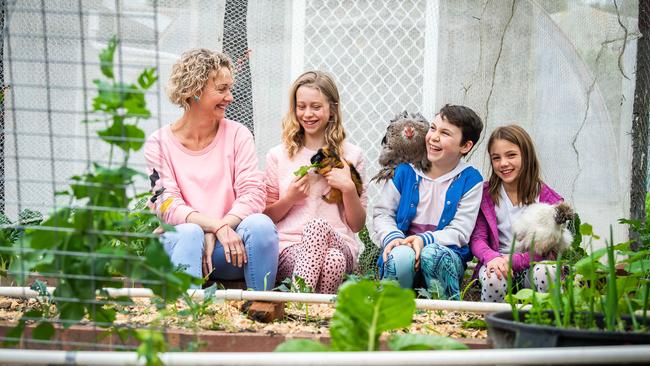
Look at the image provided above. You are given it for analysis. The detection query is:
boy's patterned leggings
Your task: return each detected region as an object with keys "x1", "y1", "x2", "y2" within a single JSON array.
[
  {"x1": 478, "y1": 263, "x2": 558, "y2": 302},
  {"x1": 383, "y1": 243, "x2": 464, "y2": 300},
  {"x1": 276, "y1": 218, "x2": 353, "y2": 294}
]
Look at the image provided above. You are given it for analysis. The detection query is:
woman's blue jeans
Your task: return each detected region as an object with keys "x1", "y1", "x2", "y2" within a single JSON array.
[{"x1": 160, "y1": 213, "x2": 279, "y2": 290}]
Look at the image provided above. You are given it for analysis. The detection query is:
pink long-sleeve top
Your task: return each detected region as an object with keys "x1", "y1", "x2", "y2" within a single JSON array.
[
  {"x1": 470, "y1": 182, "x2": 563, "y2": 276},
  {"x1": 264, "y1": 142, "x2": 367, "y2": 263},
  {"x1": 144, "y1": 119, "x2": 266, "y2": 225}
]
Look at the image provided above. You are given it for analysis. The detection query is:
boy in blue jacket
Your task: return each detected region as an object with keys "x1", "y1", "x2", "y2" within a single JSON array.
[{"x1": 373, "y1": 104, "x2": 483, "y2": 300}]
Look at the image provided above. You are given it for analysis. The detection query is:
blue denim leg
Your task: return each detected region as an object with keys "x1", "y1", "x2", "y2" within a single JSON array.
[
  {"x1": 210, "y1": 213, "x2": 279, "y2": 290},
  {"x1": 160, "y1": 223, "x2": 205, "y2": 286},
  {"x1": 420, "y1": 244, "x2": 463, "y2": 300},
  {"x1": 382, "y1": 245, "x2": 416, "y2": 289}
]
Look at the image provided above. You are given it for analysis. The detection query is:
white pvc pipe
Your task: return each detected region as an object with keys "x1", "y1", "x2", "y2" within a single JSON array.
[
  {"x1": 0, "y1": 287, "x2": 521, "y2": 313},
  {"x1": 1, "y1": 345, "x2": 650, "y2": 365}
]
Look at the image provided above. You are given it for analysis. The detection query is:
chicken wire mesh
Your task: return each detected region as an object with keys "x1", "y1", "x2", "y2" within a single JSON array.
[{"x1": 0, "y1": 0, "x2": 647, "y2": 353}]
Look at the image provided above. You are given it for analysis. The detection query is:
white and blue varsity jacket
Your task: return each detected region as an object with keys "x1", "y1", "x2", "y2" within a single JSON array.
[{"x1": 372, "y1": 161, "x2": 483, "y2": 266}]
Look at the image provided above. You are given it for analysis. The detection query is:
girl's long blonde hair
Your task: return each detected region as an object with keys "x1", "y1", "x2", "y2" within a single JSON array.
[
  {"x1": 282, "y1": 71, "x2": 346, "y2": 158},
  {"x1": 487, "y1": 125, "x2": 542, "y2": 205}
]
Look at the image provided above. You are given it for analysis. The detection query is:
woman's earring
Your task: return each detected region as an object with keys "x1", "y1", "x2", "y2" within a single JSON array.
[{"x1": 193, "y1": 95, "x2": 200, "y2": 102}]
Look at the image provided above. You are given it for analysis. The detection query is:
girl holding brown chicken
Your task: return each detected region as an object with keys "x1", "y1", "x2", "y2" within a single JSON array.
[{"x1": 263, "y1": 71, "x2": 367, "y2": 294}]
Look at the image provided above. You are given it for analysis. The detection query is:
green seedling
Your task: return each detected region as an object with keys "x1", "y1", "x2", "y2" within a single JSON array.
[{"x1": 275, "y1": 280, "x2": 468, "y2": 352}]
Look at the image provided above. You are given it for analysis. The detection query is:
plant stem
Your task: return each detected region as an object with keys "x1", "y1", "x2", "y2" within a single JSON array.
[
  {"x1": 605, "y1": 226, "x2": 618, "y2": 331},
  {"x1": 507, "y1": 237, "x2": 518, "y2": 322},
  {"x1": 368, "y1": 297, "x2": 382, "y2": 351}
]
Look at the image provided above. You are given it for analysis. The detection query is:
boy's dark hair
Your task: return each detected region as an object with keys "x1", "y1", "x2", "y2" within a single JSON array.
[{"x1": 438, "y1": 104, "x2": 483, "y2": 149}]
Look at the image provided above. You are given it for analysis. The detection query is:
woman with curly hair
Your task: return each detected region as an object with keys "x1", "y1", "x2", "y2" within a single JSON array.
[
  {"x1": 263, "y1": 71, "x2": 367, "y2": 294},
  {"x1": 144, "y1": 48, "x2": 278, "y2": 290}
]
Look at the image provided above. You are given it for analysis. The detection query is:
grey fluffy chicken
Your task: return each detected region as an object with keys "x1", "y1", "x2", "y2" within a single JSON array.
[
  {"x1": 513, "y1": 202, "x2": 575, "y2": 256},
  {"x1": 371, "y1": 111, "x2": 431, "y2": 183}
]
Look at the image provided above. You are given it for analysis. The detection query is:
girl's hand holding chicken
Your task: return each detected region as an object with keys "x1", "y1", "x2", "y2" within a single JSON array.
[{"x1": 323, "y1": 160, "x2": 356, "y2": 194}]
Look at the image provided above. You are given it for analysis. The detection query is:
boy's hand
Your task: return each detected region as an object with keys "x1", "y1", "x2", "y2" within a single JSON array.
[
  {"x1": 285, "y1": 174, "x2": 310, "y2": 203},
  {"x1": 485, "y1": 255, "x2": 510, "y2": 280},
  {"x1": 382, "y1": 236, "x2": 424, "y2": 270},
  {"x1": 403, "y1": 235, "x2": 424, "y2": 270},
  {"x1": 324, "y1": 160, "x2": 356, "y2": 194},
  {"x1": 382, "y1": 238, "x2": 403, "y2": 262}
]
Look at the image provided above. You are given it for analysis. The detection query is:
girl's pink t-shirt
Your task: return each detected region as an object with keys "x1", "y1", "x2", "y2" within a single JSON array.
[{"x1": 264, "y1": 142, "x2": 367, "y2": 262}]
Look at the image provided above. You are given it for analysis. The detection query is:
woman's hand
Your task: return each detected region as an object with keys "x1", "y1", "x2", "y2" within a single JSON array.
[
  {"x1": 215, "y1": 225, "x2": 247, "y2": 268},
  {"x1": 202, "y1": 233, "x2": 216, "y2": 277},
  {"x1": 324, "y1": 160, "x2": 356, "y2": 194},
  {"x1": 486, "y1": 255, "x2": 510, "y2": 280},
  {"x1": 285, "y1": 174, "x2": 310, "y2": 203}
]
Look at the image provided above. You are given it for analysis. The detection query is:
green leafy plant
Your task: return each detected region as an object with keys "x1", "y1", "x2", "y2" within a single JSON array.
[
  {"x1": 0, "y1": 209, "x2": 43, "y2": 276},
  {"x1": 355, "y1": 226, "x2": 380, "y2": 279},
  {"x1": 7, "y1": 36, "x2": 200, "y2": 353},
  {"x1": 620, "y1": 192, "x2": 650, "y2": 251},
  {"x1": 274, "y1": 275, "x2": 313, "y2": 321},
  {"x1": 505, "y1": 222, "x2": 650, "y2": 333},
  {"x1": 4, "y1": 280, "x2": 55, "y2": 345},
  {"x1": 293, "y1": 162, "x2": 320, "y2": 177},
  {"x1": 275, "y1": 280, "x2": 468, "y2": 352}
]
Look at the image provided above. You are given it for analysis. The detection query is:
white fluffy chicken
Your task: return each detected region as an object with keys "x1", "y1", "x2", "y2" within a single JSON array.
[{"x1": 513, "y1": 202, "x2": 575, "y2": 256}]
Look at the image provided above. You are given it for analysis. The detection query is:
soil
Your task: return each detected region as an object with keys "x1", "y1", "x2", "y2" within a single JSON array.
[{"x1": 0, "y1": 296, "x2": 487, "y2": 340}]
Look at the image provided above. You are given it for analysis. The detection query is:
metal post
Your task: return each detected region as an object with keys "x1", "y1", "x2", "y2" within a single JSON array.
[
  {"x1": 223, "y1": 0, "x2": 254, "y2": 135},
  {"x1": 631, "y1": 0, "x2": 650, "y2": 246},
  {"x1": 0, "y1": 0, "x2": 6, "y2": 214}
]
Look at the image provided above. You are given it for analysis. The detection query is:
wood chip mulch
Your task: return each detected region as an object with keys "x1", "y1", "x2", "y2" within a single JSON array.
[{"x1": 0, "y1": 296, "x2": 487, "y2": 339}]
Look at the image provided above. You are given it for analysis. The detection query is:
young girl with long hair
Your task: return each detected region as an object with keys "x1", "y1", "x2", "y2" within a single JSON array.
[
  {"x1": 471, "y1": 125, "x2": 561, "y2": 302},
  {"x1": 264, "y1": 70, "x2": 367, "y2": 294}
]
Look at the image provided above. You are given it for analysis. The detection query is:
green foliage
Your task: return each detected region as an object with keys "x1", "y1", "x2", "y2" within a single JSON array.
[
  {"x1": 388, "y1": 333, "x2": 469, "y2": 351},
  {"x1": 355, "y1": 226, "x2": 380, "y2": 279},
  {"x1": 293, "y1": 163, "x2": 319, "y2": 177},
  {"x1": 619, "y1": 192, "x2": 650, "y2": 251},
  {"x1": 461, "y1": 319, "x2": 487, "y2": 330},
  {"x1": 275, "y1": 280, "x2": 468, "y2": 352},
  {"x1": 0, "y1": 209, "x2": 43, "y2": 273},
  {"x1": 273, "y1": 276, "x2": 313, "y2": 321},
  {"x1": 506, "y1": 222, "x2": 650, "y2": 333},
  {"x1": 563, "y1": 212, "x2": 587, "y2": 264},
  {"x1": 8, "y1": 36, "x2": 199, "y2": 354},
  {"x1": 135, "y1": 329, "x2": 167, "y2": 366}
]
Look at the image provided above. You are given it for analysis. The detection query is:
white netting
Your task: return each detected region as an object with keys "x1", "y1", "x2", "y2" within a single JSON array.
[{"x1": 2, "y1": 0, "x2": 643, "y2": 244}]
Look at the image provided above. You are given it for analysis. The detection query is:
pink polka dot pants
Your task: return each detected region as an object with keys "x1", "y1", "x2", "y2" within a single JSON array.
[{"x1": 277, "y1": 218, "x2": 353, "y2": 294}]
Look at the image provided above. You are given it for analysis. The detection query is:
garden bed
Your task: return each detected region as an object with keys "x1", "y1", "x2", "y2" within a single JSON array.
[{"x1": 0, "y1": 296, "x2": 488, "y2": 351}]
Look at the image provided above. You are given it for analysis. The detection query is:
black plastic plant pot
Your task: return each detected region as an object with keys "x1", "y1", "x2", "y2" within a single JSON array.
[{"x1": 486, "y1": 310, "x2": 650, "y2": 348}]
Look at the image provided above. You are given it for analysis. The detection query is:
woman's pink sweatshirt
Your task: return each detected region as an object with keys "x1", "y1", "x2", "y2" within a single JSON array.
[{"x1": 144, "y1": 119, "x2": 266, "y2": 225}]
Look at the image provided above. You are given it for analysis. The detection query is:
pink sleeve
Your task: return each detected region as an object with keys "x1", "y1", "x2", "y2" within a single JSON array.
[
  {"x1": 227, "y1": 127, "x2": 266, "y2": 219},
  {"x1": 470, "y1": 210, "x2": 500, "y2": 264},
  {"x1": 143, "y1": 134, "x2": 195, "y2": 225},
  {"x1": 264, "y1": 150, "x2": 280, "y2": 206},
  {"x1": 511, "y1": 252, "x2": 544, "y2": 272}
]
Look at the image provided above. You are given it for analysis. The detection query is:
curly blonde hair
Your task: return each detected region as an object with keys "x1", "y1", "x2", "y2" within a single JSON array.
[
  {"x1": 167, "y1": 48, "x2": 233, "y2": 110},
  {"x1": 282, "y1": 71, "x2": 346, "y2": 158}
]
